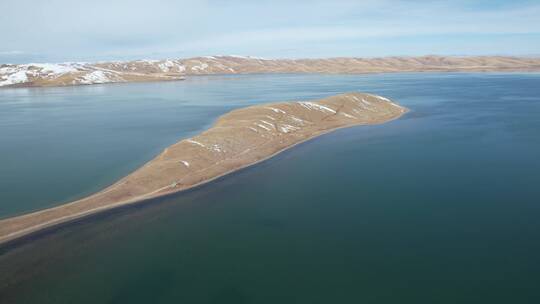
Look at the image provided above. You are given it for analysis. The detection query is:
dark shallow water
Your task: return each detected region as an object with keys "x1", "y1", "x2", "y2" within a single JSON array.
[{"x1": 1, "y1": 73, "x2": 540, "y2": 303}]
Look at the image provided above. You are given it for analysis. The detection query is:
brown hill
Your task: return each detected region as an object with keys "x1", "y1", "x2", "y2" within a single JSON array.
[{"x1": 2, "y1": 55, "x2": 539, "y2": 88}]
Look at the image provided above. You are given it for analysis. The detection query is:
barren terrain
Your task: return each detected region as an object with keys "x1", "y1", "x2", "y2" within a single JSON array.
[{"x1": 2, "y1": 55, "x2": 539, "y2": 87}]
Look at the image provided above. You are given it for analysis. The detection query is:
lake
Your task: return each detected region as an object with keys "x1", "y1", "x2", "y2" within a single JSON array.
[{"x1": 1, "y1": 73, "x2": 539, "y2": 303}]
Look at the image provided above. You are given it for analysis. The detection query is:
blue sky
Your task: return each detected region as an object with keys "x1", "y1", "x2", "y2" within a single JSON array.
[{"x1": 1, "y1": 0, "x2": 539, "y2": 63}]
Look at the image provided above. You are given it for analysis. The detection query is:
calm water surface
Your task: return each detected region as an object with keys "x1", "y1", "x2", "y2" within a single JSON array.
[{"x1": 0, "y1": 73, "x2": 539, "y2": 303}]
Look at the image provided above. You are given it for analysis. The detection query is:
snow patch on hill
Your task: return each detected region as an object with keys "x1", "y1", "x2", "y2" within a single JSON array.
[
  {"x1": 0, "y1": 63, "x2": 89, "y2": 87},
  {"x1": 77, "y1": 70, "x2": 124, "y2": 85},
  {"x1": 0, "y1": 70, "x2": 28, "y2": 86}
]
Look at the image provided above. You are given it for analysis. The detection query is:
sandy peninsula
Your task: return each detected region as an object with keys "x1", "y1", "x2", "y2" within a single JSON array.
[{"x1": 0, "y1": 92, "x2": 407, "y2": 245}]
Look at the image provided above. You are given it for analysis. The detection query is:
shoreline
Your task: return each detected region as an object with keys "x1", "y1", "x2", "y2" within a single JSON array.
[
  {"x1": 2, "y1": 70, "x2": 540, "y2": 90},
  {"x1": 2, "y1": 55, "x2": 540, "y2": 89},
  {"x1": 0, "y1": 92, "x2": 408, "y2": 246}
]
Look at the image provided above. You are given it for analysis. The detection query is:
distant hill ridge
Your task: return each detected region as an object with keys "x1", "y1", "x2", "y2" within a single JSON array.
[{"x1": 1, "y1": 55, "x2": 540, "y2": 88}]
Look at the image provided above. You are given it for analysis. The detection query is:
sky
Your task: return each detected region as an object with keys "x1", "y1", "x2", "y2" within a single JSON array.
[{"x1": 1, "y1": 0, "x2": 540, "y2": 63}]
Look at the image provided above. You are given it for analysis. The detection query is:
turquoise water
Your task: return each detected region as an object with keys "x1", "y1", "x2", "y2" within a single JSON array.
[{"x1": 1, "y1": 73, "x2": 540, "y2": 303}]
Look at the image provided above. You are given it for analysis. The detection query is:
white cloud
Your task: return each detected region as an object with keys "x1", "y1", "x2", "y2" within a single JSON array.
[
  {"x1": 0, "y1": 51, "x2": 25, "y2": 56},
  {"x1": 1, "y1": 0, "x2": 539, "y2": 62}
]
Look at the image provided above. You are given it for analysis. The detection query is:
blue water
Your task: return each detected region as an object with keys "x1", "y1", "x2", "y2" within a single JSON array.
[
  {"x1": 0, "y1": 73, "x2": 539, "y2": 303},
  {"x1": 0, "y1": 74, "x2": 429, "y2": 218}
]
